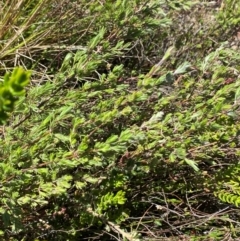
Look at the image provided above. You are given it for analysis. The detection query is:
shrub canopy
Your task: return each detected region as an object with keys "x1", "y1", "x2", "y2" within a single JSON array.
[{"x1": 0, "y1": 0, "x2": 240, "y2": 240}]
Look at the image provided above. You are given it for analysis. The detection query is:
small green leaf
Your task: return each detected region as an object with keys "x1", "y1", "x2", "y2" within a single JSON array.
[
  {"x1": 235, "y1": 87, "x2": 240, "y2": 102},
  {"x1": 83, "y1": 174, "x2": 99, "y2": 184},
  {"x1": 54, "y1": 133, "x2": 69, "y2": 143},
  {"x1": 119, "y1": 129, "x2": 133, "y2": 142},
  {"x1": 106, "y1": 135, "x2": 118, "y2": 144},
  {"x1": 169, "y1": 153, "x2": 176, "y2": 162},
  {"x1": 148, "y1": 112, "x2": 164, "y2": 123},
  {"x1": 174, "y1": 62, "x2": 191, "y2": 75},
  {"x1": 75, "y1": 181, "x2": 87, "y2": 190},
  {"x1": 185, "y1": 158, "x2": 199, "y2": 172},
  {"x1": 18, "y1": 196, "x2": 31, "y2": 205}
]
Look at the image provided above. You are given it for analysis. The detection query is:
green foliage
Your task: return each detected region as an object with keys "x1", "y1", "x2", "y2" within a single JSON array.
[
  {"x1": 0, "y1": 67, "x2": 30, "y2": 124},
  {"x1": 216, "y1": 0, "x2": 240, "y2": 28},
  {"x1": 98, "y1": 191, "x2": 127, "y2": 213},
  {"x1": 0, "y1": 0, "x2": 240, "y2": 240},
  {"x1": 212, "y1": 163, "x2": 240, "y2": 207}
]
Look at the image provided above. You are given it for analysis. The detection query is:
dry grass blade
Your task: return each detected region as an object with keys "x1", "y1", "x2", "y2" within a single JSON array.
[{"x1": 0, "y1": 0, "x2": 89, "y2": 73}]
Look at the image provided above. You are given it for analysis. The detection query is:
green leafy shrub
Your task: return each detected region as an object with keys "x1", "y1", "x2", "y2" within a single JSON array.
[{"x1": 0, "y1": 0, "x2": 240, "y2": 240}]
